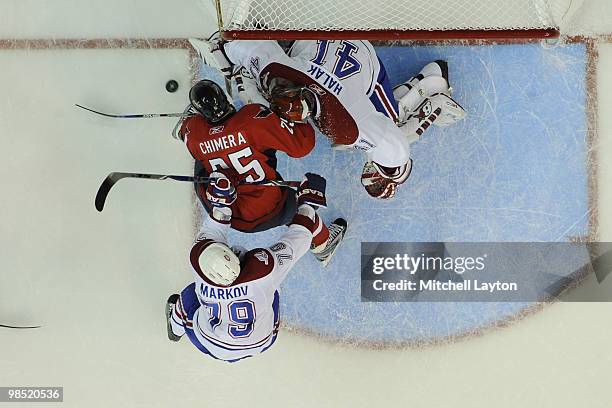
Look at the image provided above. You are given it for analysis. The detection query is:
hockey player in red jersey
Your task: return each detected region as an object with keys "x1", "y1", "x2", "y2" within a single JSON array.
[
  {"x1": 178, "y1": 79, "x2": 316, "y2": 233},
  {"x1": 165, "y1": 172, "x2": 347, "y2": 362}
]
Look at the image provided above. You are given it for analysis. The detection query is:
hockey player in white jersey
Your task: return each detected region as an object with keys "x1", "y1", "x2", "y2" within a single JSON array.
[
  {"x1": 165, "y1": 172, "x2": 347, "y2": 362},
  {"x1": 190, "y1": 38, "x2": 466, "y2": 200}
]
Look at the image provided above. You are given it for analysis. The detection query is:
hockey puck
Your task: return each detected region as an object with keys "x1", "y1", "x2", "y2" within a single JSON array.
[{"x1": 165, "y1": 80, "x2": 179, "y2": 93}]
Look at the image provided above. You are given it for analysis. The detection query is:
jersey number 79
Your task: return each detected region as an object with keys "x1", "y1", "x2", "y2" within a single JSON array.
[{"x1": 202, "y1": 300, "x2": 256, "y2": 338}]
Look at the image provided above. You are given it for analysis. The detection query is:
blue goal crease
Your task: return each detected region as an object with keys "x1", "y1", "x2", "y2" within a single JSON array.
[{"x1": 198, "y1": 42, "x2": 589, "y2": 343}]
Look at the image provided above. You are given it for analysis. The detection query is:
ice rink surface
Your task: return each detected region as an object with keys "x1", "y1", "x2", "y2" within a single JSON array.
[{"x1": 2, "y1": 1, "x2": 612, "y2": 407}]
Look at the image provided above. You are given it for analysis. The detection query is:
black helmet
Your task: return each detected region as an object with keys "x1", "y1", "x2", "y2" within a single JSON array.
[{"x1": 189, "y1": 80, "x2": 235, "y2": 124}]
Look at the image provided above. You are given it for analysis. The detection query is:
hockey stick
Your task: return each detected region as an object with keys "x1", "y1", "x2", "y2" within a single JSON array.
[
  {"x1": 224, "y1": 77, "x2": 234, "y2": 98},
  {"x1": 0, "y1": 324, "x2": 41, "y2": 329},
  {"x1": 75, "y1": 104, "x2": 196, "y2": 119},
  {"x1": 95, "y1": 172, "x2": 300, "y2": 212}
]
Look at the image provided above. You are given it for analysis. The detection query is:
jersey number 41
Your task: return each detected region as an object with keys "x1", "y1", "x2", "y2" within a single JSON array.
[{"x1": 312, "y1": 40, "x2": 362, "y2": 80}]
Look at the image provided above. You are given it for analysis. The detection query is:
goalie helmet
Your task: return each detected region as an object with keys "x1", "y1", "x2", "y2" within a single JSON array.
[
  {"x1": 198, "y1": 242, "x2": 241, "y2": 286},
  {"x1": 189, "y1": 80, "x2": 236, "y2": 124}
]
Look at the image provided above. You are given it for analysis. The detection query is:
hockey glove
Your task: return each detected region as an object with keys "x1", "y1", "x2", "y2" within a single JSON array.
[
  {"x1": 361, "y1": 160, "x2": 413, "y2": 200},
  {"x1": 206, "y1": 171, "x2": 237, "y2": 208},
  {"x1": 297, "y1": 173, "x2": 327, "y2": 208}
]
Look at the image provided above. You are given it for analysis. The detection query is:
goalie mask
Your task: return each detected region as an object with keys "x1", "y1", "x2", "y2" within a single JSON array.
[
  {"x1": 189, "y1": 79, "x2": 236, "y2": 125},
  {"x1": 198, "y1": 242, "x2": 241, "y2": 286}
]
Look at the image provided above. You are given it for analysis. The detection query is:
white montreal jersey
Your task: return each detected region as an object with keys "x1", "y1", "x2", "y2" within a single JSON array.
[
  {"x1": 224, "y1": 40, "x2": 411, "y2": 168},
  {"x1": 185, "y1": 215, "x2": 312, "y2": 361}
]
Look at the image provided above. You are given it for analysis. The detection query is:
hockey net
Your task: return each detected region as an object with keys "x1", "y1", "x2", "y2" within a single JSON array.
[{"x1": 214, "y1": 0, "x2": 568, "y2": 40}]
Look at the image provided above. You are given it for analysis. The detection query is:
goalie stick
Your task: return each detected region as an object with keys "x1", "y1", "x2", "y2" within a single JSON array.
[
  {"x1": 95, "y1": 172, "x2": 300, "y2": 212},
  {"x1": 75, "y1": 104, "x2": 196, "y2": 119}
]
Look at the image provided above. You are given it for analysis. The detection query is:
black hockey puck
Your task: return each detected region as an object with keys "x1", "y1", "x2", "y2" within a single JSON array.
[{"x1": 165, "y1": 80, "x2": 179, "y2": 93}]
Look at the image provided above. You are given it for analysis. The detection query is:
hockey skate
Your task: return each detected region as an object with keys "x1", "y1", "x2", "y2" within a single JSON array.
[
  {"x1": 312, "y1": 218, "x2": 348, "y2": 268},
  {"x1": 165, "y1": 294, "x2": 182, "y2": 342}
]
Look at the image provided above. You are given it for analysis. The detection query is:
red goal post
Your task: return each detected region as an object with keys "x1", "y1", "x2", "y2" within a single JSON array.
[{"x1": 213, "y1": 0, "x2": 564, "y2": 41}]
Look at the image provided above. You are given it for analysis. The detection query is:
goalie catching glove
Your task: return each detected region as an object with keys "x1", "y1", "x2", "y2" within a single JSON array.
[{"x1": 361, "y1": 159, "x2": 413, "y2": 200}]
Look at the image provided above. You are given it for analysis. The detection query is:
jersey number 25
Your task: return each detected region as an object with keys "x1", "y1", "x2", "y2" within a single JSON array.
[{"x1": 208, "y1": 146, "x2": 266, "y2": 183}]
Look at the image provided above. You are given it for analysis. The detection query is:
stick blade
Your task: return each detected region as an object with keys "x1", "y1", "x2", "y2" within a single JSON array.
[
  {"x1": 75, "y1": 103, "x2": 116, "y2": 118},
  {"x1": 0, "y1": 324, "x2": 42, "y2": 329},
  {"x1": 95, "y1": 173, "x2": 127, "y2": 212}
]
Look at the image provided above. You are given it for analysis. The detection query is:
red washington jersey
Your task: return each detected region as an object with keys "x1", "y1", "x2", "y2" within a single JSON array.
[{"x1": 180, "y1": 104, "x2": 315, "y2": 231}]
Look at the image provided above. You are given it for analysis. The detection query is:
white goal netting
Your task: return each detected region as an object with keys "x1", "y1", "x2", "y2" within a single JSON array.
[{"x1": 215, "y1": 0, "x2": 577, "y2": 38}]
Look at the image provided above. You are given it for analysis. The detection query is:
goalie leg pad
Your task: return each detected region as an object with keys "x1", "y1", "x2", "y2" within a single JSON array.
[
  {"x1": 394, "y1": 60, "x2": 451, "y2": 123},
  {"x1": 421, "y1": 60, "x2": 448, "y2": 80},
  {"x1": 396, "y1": 76, "x2": 450, "y2": 123},
  {"x1": 400, "y1": 93, "x2": 467, "y2": 143},
  {"x1": 393, "y1": 60, "x2": 448, "y2": 99},
  {"x1": 426, "y1": 93, "x2": 466, "y2": 127}
]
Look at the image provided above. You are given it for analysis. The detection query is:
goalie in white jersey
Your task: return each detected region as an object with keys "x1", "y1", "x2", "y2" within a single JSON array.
[
  {"x1": 191, "y1": 37, "x2": 466, "y2": 199},
  {"x1": 165, "y1": 172, "x2": 346, "y2": 362}
]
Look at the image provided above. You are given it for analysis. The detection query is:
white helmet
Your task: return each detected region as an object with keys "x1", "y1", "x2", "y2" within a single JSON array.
[{"x1": 198, "y1": 242, "x2": 241, "y2": 286}]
